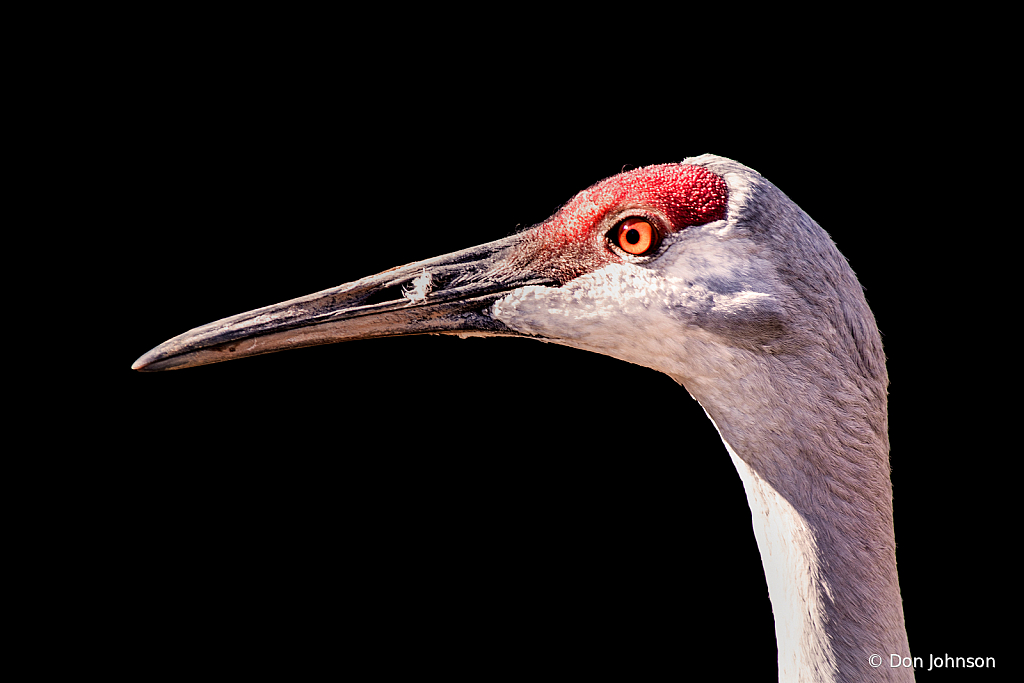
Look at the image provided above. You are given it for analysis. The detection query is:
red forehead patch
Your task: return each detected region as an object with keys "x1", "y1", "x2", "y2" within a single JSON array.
[
  {"x1": 557, "y1": 163, "x2": 728, "y2": 236},
  {"x1": 517, "y1": 164, "x2": 728, "y2": 283}
]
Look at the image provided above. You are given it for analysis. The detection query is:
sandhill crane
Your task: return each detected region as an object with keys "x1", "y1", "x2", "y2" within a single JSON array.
[{"x1": 134, "y1": 155, "x2": 913, "y2": 682}]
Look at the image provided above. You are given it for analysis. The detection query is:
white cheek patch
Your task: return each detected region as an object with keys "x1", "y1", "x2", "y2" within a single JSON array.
[
  {"x1": 492, "y1": 266, "x2": 665, "y2": 336},
  {"x1": 490, "y1": 264, "x2": 704, "y2": 377},
  {"x1": 489, "y1": 231, "x2": 786, "y2": 380}
]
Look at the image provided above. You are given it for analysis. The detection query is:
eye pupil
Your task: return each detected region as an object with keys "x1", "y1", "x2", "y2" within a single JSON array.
[{"x1": 625, "y1": 228, "x2": 640, "y2": 244}]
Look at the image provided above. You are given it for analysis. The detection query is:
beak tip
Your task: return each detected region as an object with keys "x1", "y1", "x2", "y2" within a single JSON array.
[
  {"x1": 132, "y1": 345, "x2": 218, "y2": 372},
  {"x1": 132, "y1": 349, "x2": 176, "y2": 372}
]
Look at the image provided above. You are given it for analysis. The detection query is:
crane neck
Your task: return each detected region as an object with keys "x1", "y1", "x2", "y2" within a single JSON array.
[{"x1": 683, "y1": 356, "x2": 914, "y2": 683}]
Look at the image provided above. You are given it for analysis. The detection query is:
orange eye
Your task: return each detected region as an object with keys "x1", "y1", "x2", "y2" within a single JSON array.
[{"x1": 614, "y1": 218, "x2": 659, "y2": 255}]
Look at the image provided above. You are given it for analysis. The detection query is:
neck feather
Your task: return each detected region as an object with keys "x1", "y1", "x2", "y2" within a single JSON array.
[{"x1": 685, "y1": 354, "x2": 913, "y2": 683}]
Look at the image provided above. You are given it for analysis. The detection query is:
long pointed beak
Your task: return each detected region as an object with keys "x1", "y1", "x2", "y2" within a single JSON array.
[{"x1": 132, "y1": 231, "x2": 556, "y2": 372}]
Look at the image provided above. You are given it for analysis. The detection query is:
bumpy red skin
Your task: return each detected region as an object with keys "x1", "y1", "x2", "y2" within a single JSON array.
[{"x1": 513, "y1": 164, "x2": 728, "y2": 284}]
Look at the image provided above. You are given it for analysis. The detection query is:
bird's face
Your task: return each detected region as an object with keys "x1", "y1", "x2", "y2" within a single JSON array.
[
  {"x1": 134, "y1": 156, "x2": 800, "y2": 384},
  {"x1": 489, "y1": 162, "x2": 795, "y2": 384}
]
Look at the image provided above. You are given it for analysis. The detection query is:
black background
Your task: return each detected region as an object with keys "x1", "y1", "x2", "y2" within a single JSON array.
[{"x1": 95, "y1": 11, "x2": 1008, "y2": 679}]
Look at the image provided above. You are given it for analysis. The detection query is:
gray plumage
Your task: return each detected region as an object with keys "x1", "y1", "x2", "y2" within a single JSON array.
[{"x1": 688, "y1": 157, "x2": 909, "y2": 681}]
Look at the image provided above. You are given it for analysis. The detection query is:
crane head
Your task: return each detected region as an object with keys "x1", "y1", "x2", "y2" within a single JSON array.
[{"x1": 133, "y1": 154, "x2": 880, "y2": 412}]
